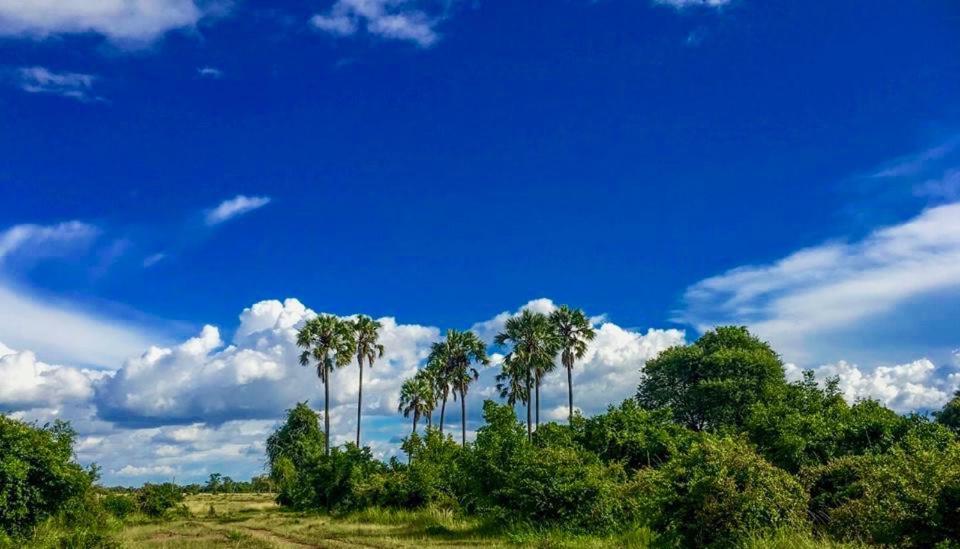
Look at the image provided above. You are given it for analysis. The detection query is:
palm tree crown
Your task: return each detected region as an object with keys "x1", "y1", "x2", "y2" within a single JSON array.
[{"x1": 432, "y1": 329, "x2": 489, "y2": 445}]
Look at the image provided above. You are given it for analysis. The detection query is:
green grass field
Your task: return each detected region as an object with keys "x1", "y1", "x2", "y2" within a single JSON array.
[{"x1": 114, "y1": 494, "x2": 858, "y2": 549}]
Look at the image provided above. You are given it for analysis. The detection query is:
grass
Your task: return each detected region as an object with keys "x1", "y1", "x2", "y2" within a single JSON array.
[{"x1": 114, "y1": 494, "x2": 866, "y2": 548}]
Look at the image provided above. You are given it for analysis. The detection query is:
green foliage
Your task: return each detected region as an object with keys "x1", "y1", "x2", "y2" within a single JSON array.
[
  {"x1": 0, "y1": 416, "x2": 94, "y2": 538},
  {"x1": 580, "y1": 399, "x2": 692, "y2": 470},
  {"x1": 638, "y1": 435, "x2": 809, "y2": 548},
  {"x1": 936, "y1": 389, "x2": 960, "y2": 434},
  {"x1": 266, "y1": 402, "x2": 326, "y2": 506},
  {"x1": 805, "y1": 431, "x2": 960, "y2": 547},
  {"x1": 136, "y1": 483, "x2": 186, "y2": 518},
  {"x1": 638, "y1": 326, "x2": 787, "y2": 432},
  {"x1": 101, "y1": 493, "x2": 136, "y2": 519}
]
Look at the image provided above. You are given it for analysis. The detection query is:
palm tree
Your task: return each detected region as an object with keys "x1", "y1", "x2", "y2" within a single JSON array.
[
  {"x1": 350, "y1": 315, "x2": 385, "y2": 447},
  {"x1": 494, "y1": 309, "x2": 559, "y2": 439},
  {"x1": 549, "y1": 305, "x2": 596, "y2": 426},
  {"x1": 417, "y1": 366, "x2": 438, "y2": 429},
  {"x1": 495, "y1": 354, "x2": 529, "y2": 409},
  {"x1": 398, "y1": 374, "x2": 432, "y2": 436},
  {"x1": 297, "y1": 315, "x2": 356, "y2": 455},
  {"x1": 431, "y1": 329, "x2": 488, "y2": 445},
  {"x1": 425, "y1": 343, "x2": 450, "y2": 434}
]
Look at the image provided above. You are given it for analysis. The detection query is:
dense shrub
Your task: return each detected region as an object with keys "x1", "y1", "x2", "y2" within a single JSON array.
[
  {"x1": 638, "y1": 435, "x2": 808, "y2": 547},
  {"x1": 266, "y1": 402, "x2": 327, "y2": 507},
  {"x1": 805, "y1": 431, "x2": 960, "y2": 547},
  {"x1": 136, "y1": 483, "x2": 186, "y2": 518},
  {"x1": 579, "y1": 399, "x2": 691, "y2": 470},
  {"x1": 101, "y1": 493, "x2": 137, "y2": 519},
  {"x1": 0, "y1": 416, "x2": 95, "y2": 538}
]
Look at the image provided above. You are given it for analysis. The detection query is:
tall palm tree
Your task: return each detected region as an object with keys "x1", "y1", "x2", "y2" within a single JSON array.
[
  {"x1": 417, "y1": 366, "x2": 438, "y2": 429},
  {"x1": 549, "y1": 305, "x2": 596, "y2": 426},
  {"x1": 432, "y1": 329, "x2": 488, "y2": 445},
  {"x1": 494, "y1": 309, "x2": 559, "y2": 439},
  {"x1": 297, "y1": 315, "x2": 356, "y2": 455},
  {"x1": 350, "y1": 315, "x2": 385, "y2": 447}
]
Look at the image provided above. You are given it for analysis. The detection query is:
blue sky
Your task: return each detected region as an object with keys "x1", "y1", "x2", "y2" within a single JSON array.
[{"x1": 1, "y1": 0, "x2": 959, "y2": 485}]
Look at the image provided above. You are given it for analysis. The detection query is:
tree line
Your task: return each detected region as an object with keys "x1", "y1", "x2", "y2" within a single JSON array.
[{"x1": 297, "y1": 306, "x2": 595, "y2": 452}]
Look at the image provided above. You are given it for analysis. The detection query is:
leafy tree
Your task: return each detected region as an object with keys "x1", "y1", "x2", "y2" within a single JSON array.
[
  {"x1": 136, "y1": 483, "x2": 186, "y2": 518},
  {"x1": 637, "y1": 326, "x2": 787, "y2": 432},
  {"x1": 494, "y1": 310, "x2": 559, "y2": 438},
  {"x1": 0, "y1": 416, "x2": 94, "y2": 538},
  {"x1": 549, "y1": 305, "x2": 596, "y2": 426},
  {"x1": 638, "y1": 435, "x2": 808, "y2": 547},
  {"x1": 297, "y1": 314, "x2": 356, "y2": 454},
  {"x1": 205, "y1": 472, "x2": 223, "y2": 494},
  {"x1": 266, "y1": 402, "x2": 326, "y2": 505},
  {"x1": 936, "y1": 389, "x2": 960, "y2": 434},
  {"x1": 349, "y1": 315, "x2": 385, "y2": 447}
]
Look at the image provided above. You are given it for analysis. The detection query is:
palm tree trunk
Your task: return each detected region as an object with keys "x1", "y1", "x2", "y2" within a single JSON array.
[
  {"x1": 427, "y1": 411, "x2": 433, "y2": 429},
  {"x1": 439, "y1": 386, "x2": 448, "y2": 434},
  {"x1": 356, "y1": 357, "x2": 363, "y2": 447},
  {"x1": 461, "y1": 390, "x2": 467, "y2": 446},
  {"x1": 567, "y1": 364, "x2": 574, "y2": 426},
  {"x1": 324, "y1": 361, "x2": 330, "y2": 456},
  {"x1": 526, "y1": 370, "x2": 532, "y2": 442},
  {"x1": 535, "y1": 375, "x2": 540, "y2": 430},
  {"x1": 412, "y1": 414, "x2": 418, "y2": 436}
]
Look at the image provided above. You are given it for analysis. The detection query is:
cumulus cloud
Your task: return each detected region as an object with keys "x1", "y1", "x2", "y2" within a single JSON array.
[
  {"x1": 0, "y1": 0, "x2": 207, "y2": 44},
  {"x1": 311, "y1": 0, "x2": 443, "y2": 47},
  {"x1": 790, "y1": 358, "x2": 960, "y2": 413},
  {"x1": 679, "y1": 201, "x2": 960, "y2": 364},
  {"x1": 0, "y1": 342, "x2": 103, "y2": 409},
  {"x1": 96, "y1": 298, "x2": 438, "y2": 427},
  {"x1": 205, "y1": 195, "x2": 272, "y2": 225},
  {"x1": 114, "y1": 464, "x2": 175, "y2": 477}
]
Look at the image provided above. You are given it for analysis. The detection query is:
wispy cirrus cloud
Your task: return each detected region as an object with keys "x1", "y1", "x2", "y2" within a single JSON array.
[
  {"x1": 653, "y1": 0, "x2": 732, "y2": 10},
  {"x1": 311, "y1": 0, "x2": 444, "y2": 48},
  {"x1": 14, "y1": 67, "x2": 102, "y2": 102},
  {"x1": 205, "y1": 195, "x2": 272, "y2": 226}
]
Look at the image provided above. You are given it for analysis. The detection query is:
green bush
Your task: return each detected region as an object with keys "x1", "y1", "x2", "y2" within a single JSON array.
[
  {"x1": 805, "y1": 432, "x2": 960, "y2": 547},
  {"x1": 580, "y1": 399, "x2": 692, "y2": 470},
  {"x1": 638, "y1": 435, "x2": 809, "y2": 547},
  {"x1": 136, "y1": 483, "x2": 186, "y2": 518},
  {"x1": 101, "y1": 493, "x2": 136, "y2": 519}
]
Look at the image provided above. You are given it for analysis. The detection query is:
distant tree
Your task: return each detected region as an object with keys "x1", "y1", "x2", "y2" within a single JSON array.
[
  {"x1": 349, "y1": 315, "x2": 385, "y2": 447},
  {"x1": 637, "y1": 326, "x2": 787, "y2": 432},
  {"x1": 205, "y1": 472, "x2": 223, "y2": 494},
  {"x1": 550, "y1": 305, "x2": 596, "y2": 426},
  {"x1": 495, "y1": 310, "x2": 559, "y2": 439},
  {"x1": 297, "y1": 315, "x2": 356, "y2": 454}
]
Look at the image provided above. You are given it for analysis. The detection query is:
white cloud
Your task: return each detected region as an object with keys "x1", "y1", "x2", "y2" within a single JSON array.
[
  {"x1": 114, "y1": 464, "x2": 175, "y2": 477},
  {"x1": 197, "y1": 66, "x2": 223, "y2": 79},
  {"x1": 311, "y1": 0, "x2": 442, "y2": 47},
  {"x1": 143, "y1": 253, "x2": 166, "y2": 268},
  {"x1": 680, "y1": 201, "x2": 960, "y2": 364},
  {"x1": 795, "y1": 358, "x2": 959, "y2": 413},
  {"x1": 0, "y1": 221, "x2": 98, "y2": 263},
  {"x1": 871, "y1": 139, "x2": 958, "y2": 179},
  {"x1": 96, "y1": 298, "x2": 438, "y2": 426},
  {"x1": 205, "y1": 195, "x2": 272, "y2": 225},
  {"x1": 15, "y1": 67, "x2": 102, "y2": 102},
  {"x1": 653, "y1": 0, "x2": 732, "y2": 9},
  {"x1": 0, "y1": 342, "x2": 102, "y2": 409},
  {"x1": 0, "y1": 0, "x2": 206, "y2": 43}
]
